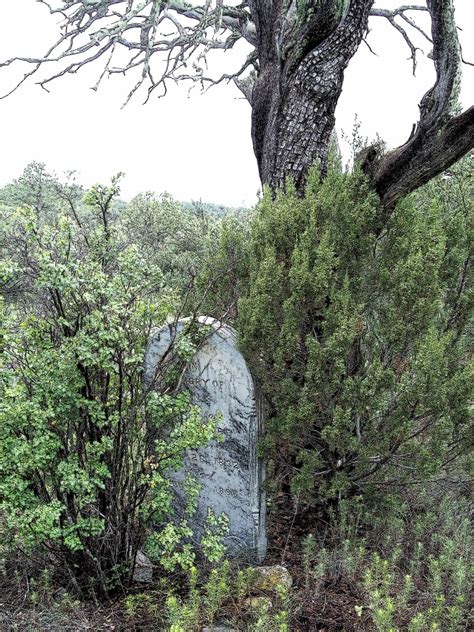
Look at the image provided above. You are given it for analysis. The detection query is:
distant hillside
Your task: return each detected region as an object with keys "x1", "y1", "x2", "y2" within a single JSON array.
[{"x1": 180, "y1": 199, "x2": 249, "y2": 217}]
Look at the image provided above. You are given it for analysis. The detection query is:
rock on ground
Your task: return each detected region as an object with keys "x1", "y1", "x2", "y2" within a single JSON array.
[{"x1": 252, "y1": 565, "x2": 293, "y2": 591}]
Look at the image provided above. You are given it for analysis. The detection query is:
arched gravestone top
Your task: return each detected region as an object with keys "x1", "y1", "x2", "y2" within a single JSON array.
[{"x1": 144, "y1": 317, "x2": 267, "y2": 561}]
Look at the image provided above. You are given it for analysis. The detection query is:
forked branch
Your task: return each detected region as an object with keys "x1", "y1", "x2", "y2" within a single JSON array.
[
  {"x1": 370, "y1": 4, "x2": 430, "y2": 73},
  {"x1": 370, "y1": 0, "x2": 474, "y2": 212}
]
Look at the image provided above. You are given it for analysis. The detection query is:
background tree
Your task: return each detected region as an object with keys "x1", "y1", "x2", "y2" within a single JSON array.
[
  {"x1": 0, "y1": 163, "x2": 82, "y2": 304},
  {"x1": 122, "y1": 192, "x2": 221, "y2": 291},
  {"x1": 1, "y1": 1, "x2": 473, "y2": 206},
  {"x1": 0, "y1": 162, "x2": 238, "y2": 303}
]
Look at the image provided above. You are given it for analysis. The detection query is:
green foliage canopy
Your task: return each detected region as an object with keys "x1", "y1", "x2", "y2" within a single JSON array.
[
  {"x1": 0, "y1": 174, "x2": 220, "y2": 594},
  {"x1": 236, "y1": 165, "x2": 472, "y2": 505}
]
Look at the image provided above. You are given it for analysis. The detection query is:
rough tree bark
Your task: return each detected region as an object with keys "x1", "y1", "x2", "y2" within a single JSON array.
[
  {"x1": 370, "y1": 0, "x2": 474, "y2": 211},
  {"x1": 249, "y1": 0, "x2": 373, "y2": 192},
  {"x1": 247, "y1": 0, "x2": 473, "y2": 207},
  {"x1": 1, "y1": 1, "x2": 473, "y2": 209}
]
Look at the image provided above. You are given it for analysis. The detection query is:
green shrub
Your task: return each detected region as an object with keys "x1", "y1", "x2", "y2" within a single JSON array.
[
  {"x1": 0, "y1": 177, "x2": 218, "y2": 595},
  {"x1": 301, "y1": 489, "x2": 473, "y2": 632},
  {"x1": 361, "y1": 493, "x2": 473, "y2": 631},
  {"x1": 163, "y1": 562, "x2": 289, "y2": 631},
  {"x1": 237, "y1": 165, "x2": 472, "y2": 508}
]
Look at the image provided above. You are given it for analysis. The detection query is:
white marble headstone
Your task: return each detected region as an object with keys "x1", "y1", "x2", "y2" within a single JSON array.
[{"x1": 144, "y1": 317, "x2": 266, "y2": 561}]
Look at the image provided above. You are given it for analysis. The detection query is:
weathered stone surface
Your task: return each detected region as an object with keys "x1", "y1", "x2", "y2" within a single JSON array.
[
  {"x1": 252, "y1": 565, "x2": 292, "y2": 591},
  {"x1": 132, "y1": 550, "x2": 153, "y2": 583},
  {"x1": 244, "y1": 596, "x2": 273, "y2": 610},
  {"x1": 145, "y1": 317, "x2": 266, "y2": 561}
]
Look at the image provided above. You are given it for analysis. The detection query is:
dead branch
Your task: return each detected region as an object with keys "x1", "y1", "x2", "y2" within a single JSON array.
[
  {"x1": 369, "y1": 4, "x2": 430, "y2": 74},
  {"x1": 0, "y1": 1, "x2": 255, "y2": 103}
]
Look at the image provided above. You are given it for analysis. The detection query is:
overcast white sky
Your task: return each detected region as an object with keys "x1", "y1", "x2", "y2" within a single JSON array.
[{"x1": 0, "y1": 1, "x2": 472, "y2": 206}]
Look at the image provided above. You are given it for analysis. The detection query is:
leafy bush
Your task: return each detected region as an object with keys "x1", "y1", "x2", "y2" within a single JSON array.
[
  {"x1": 237, "y1": 164, "x2": 472, "y2": 508},
  {"x1": 0, "y1": 176, "x2": 218, "y2": 595},
  {"x1": 121, "y1": 191, "x2": 220, "y2": 291}
]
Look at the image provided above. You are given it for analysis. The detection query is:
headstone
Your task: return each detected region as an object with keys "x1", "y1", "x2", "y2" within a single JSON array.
[
  {"x1": 144, "y1": 317, "x2": 266, "y2": 561},
  {"x1": 132, "y1": 550, "x2": 153, "y2": 583}
]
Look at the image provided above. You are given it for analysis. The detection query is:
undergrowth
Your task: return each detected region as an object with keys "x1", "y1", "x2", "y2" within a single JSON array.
[
  {"x1": 298, "y1": 488, "x2": 473, "y2": 631},
  {"x1": 1, "y1": 484, "x2": 471, "y2": 631}
]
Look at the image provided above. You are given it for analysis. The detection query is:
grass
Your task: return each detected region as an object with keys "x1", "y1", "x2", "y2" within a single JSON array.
[{"x1": 1, "y1": 483, "x2": 472, "y2": 631}]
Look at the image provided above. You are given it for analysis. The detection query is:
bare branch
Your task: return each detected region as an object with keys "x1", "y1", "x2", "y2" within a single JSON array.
[
  {"x1": 200, "y1": 51, "x2": 257, "y2": 92},
  {"x1": 371, "y1": 0, "x2": 473, "y2": 212},
  {"x1": 391, "y1": 17, "x2": 420, "y2": 73},
  {"x1": 369, "y1": 4, "x2": 429, "y2": 19},
  {"x1": 399, "y1": 12, "x2": 432, "y2": 43},
  {"x1": 362, "y1": 35, "x2": 378, "y2": 57},
  {"x1": 0, "y1": 1, "x2": 256, "y2": 102},
  {"x1": 369, "y1": 4, "x2": 431, "y2": 74}
]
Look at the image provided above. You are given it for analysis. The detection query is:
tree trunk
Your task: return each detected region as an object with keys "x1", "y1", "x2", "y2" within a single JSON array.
[
  {"x1": 250, "y1": 0, "x2": 374, "y2": 192},
  {"x1": 254, "y1": 53, "x2": 345, "y2": 192},
  {"x1": 248, "y1": 0, "x2": 473, "y2": 208}
]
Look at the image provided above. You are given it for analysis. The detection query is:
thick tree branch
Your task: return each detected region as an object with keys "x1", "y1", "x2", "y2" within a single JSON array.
[
  {"x1": 282, "y1": 0, "x2": 347, "y2": 74},
  {"x1": 370, "y1": 0, "x2": 473, "y2": 212}
]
